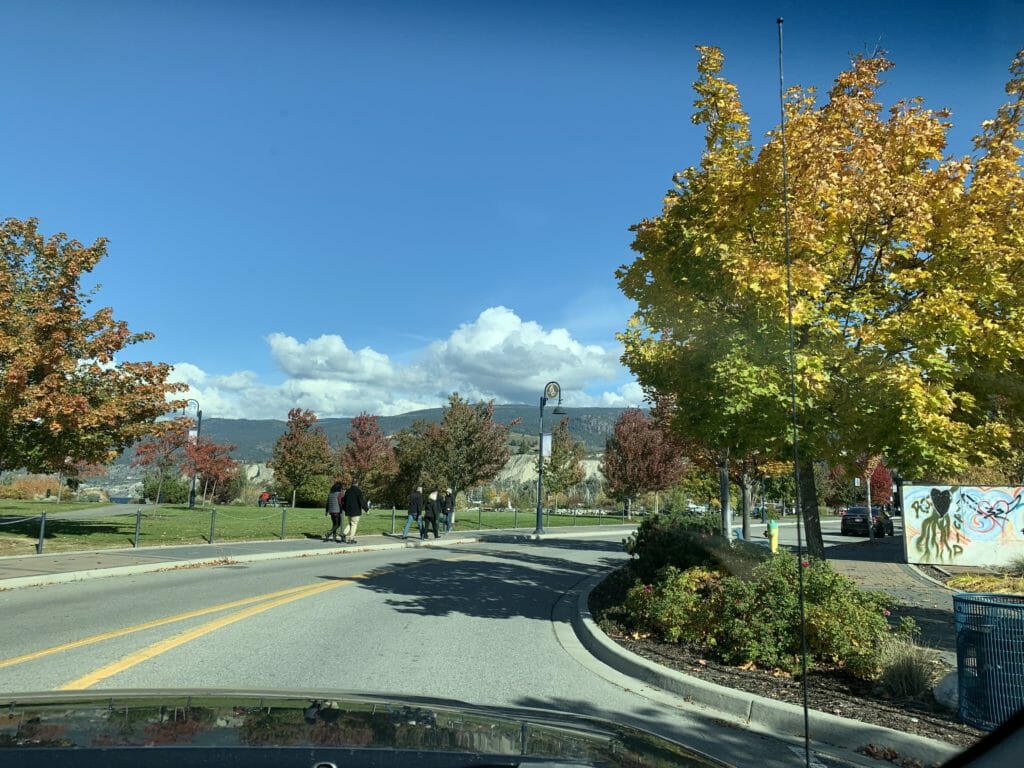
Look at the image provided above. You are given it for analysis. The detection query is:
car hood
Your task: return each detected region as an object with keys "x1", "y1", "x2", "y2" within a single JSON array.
[{"x1": 0, "y1": 689, "x2": 728, "y2": 767}]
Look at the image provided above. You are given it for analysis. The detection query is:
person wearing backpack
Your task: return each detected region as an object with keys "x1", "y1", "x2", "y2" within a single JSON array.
[{"x1": 323, "y1": 480, "x2": 344, "y2": 542}]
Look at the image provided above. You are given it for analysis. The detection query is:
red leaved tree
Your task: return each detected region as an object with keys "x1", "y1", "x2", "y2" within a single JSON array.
[
  {"x1": 183, "y1": 437, "x2": 239, "y2": 505},
  {"x1": 132, "y1": 418, "x2": 191, "y2": 504},
  {"x1": 601, "y1": 408, "x2": 686, "y2": 517},
  {"x1": 338, "y1": 413, "x2": 397, "y2": 501}
]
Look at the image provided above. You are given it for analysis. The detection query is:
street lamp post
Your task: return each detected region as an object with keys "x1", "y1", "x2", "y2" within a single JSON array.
[
  {"x1": 185, "y1": 398, "x2": 202, "y2": 511},
  {"x1": 535, "y1": 381, "x2": 566, "y2": 535}
]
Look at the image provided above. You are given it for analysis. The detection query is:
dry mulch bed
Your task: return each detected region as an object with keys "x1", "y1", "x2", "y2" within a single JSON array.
[{"x1": 589, "y1": 566, "x2": 986, "y2": 751}]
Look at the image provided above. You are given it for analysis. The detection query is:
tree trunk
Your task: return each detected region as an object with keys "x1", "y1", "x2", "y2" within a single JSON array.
[
  {"x1": 625, "y1": 496, "x2": 632, "y2": 520},
  {"x1": 719, "y1": 455, "x2": 731, "y2": 539},
  {"x1": 210, "y1": 480, "x2": 218, "y2": 505},
  {"x1": 798, "y1": 454, "x2": 825, "y2": 559},
  {"x1": 156, "y1": 472, "x2": 165, "y2": 506},
  {"x1": 740, "y1": 471, "x2": 752, "y2": 542}
]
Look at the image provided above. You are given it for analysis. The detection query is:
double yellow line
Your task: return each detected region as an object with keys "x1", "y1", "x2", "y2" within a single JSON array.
[
  {"x1": 2, "y1": 553, "x2": 480, "y2": 690},
  {"x1": 1, "y1": 579, "x2": 355, "y2": 690}
]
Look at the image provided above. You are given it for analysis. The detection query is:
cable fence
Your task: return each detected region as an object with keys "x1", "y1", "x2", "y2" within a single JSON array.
[{"x1": 0, "y1": 503, "x2": 638, "y2": 556}]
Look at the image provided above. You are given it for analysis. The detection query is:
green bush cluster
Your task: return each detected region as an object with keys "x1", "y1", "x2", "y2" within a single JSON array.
[
  {"x1": 622, "y1": 518, "x2": 896, "y2": 679},
  {"x1": 624, "y1": 510, "x2": 766, "y2": 583}
]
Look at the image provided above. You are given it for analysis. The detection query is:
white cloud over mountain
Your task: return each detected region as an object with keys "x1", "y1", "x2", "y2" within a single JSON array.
[{"x1": 168, "y1": 306, "x2": 640, "y2": 419}]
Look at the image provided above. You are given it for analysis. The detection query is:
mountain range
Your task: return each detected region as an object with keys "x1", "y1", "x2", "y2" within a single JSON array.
[{"x1": 196, "y1": 405, "x2": 629, "y2": 461}]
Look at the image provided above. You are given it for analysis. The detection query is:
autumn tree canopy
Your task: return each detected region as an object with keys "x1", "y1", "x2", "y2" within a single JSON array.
[
  {"x1": 131, "y1": 418, "x2": 191, "y2": 504},
  {"x1": 617, "y1": 47, "x2": 1024, "y2": 557},
  {"x1": 380, "y1": 394, "x2": 517, "y2": 506},
  {"x1": 0, "y1": 218, "x2": 185, "y2": 473},
  {"x1": 601, "y1": 408, "x2": 685, "y2": 515},
  {"x1": 270, "y1": 408, "x2": 334, "y2": 506},
  {"x1": 338, "y1": 413, "x2": 397, "y2": 500}
]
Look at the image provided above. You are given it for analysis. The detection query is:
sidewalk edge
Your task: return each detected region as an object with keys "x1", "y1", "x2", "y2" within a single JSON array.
[{"x1": 571, "y1": 570, "x2": 961, "y2": 766}]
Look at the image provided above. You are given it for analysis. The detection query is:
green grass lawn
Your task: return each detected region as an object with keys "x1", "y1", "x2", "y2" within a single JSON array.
[{"x1": 0, "y1": 502, "x2": 632, "y2": 556}]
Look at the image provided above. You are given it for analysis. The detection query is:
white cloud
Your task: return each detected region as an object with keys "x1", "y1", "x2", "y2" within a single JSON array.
[
  {"x1": 167, "y1": 307, "x2": 637, "y2": 419},
  {"x1": 419, "y1": 307, "x2": 619, "y2": 403},
  {"x1": 267, "y1": 332, "x2": 395, "y2": 382}
]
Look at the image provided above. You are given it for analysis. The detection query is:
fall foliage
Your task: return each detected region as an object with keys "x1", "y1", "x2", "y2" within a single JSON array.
[
  {"x1": 617, "y1": 47, "x2": 1024, "y2": 557},
  {"x1": 602, "y1": 408, "x2": 685, "y2": 515},
  {"x1": 0, "y1": 217, "x2": 185, "y2": 473},
  {"x1": 269, "y1": 408, "x2": 334, "y2": 506},
  {"x1": 338, "y1": 413, "x2": 397, "y2": 499}
]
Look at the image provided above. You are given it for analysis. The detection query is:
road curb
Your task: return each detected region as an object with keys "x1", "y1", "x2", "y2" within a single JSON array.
[
  {"x1": 0, "y1": 527, "x2": 636, "y2": 590},
  {"x1": 571, "y1": 570, "x2": 961, "y2": 766}
]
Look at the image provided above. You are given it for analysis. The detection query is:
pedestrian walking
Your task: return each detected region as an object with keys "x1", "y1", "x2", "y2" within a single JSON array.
[
  {"x1": 442, "y1": 487, "x2": 454, "y2": 533},
  {"x1": 342, "y1": 479, "x2": 368, "y2": 544},
  {"x1": 423, "y1": 490, "x2": 441, "y2": 540},
  {"x1": 323, "y1": 480, "x2": 344, "y2": 542},
  {"x1": 402, "y1": 485, "x2": 423, "y2": 539}
]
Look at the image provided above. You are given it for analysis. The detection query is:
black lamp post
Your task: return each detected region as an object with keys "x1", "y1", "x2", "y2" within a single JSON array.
[
  {"x1": 534, "y1": 381, "x2": 566, "y2": 535},
  {"x1": 185, "y1": 398, "x2": 202, "y2": 511}
]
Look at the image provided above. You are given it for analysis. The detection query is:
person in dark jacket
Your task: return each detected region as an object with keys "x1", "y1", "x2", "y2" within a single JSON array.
[
  {"x1": 342, "y1": 480, "x2": 368, "y2": 543},
  {"x1": 423, "y1": 490, "x2": 441, "y2": 540},
  {"x1": 323, "y1": 480, "x2": 344, "y2": 542},
  {"x1": 442, "y1": 488, "x2": 454, "y2": 534},
  {"x1": 401, "y1": 485, "x2": 423, "y2": 539}
]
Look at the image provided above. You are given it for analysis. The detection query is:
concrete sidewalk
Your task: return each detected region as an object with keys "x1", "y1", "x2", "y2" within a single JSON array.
[{"x1": 0, "y1": 526, "x2": 639, "y2": 590}]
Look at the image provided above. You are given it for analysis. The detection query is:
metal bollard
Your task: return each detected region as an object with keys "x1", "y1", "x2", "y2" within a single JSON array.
[
  {"x1": 209, "y1": 508, "x2": 216, "y2": 544},
  {"x1": 134, "y1": 509, "x2": 142, "y2": 548},
  {"x1": 280, "y1": 508, "x2": 287, "y2": 540},
  {"x1": 36, "y1": 512, "x2": 46, "y2": 554}
]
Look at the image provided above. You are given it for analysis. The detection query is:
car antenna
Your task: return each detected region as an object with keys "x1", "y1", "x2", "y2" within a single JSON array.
[{"x1": 777, "y1": 17, "x2": 812, "y2": 768}]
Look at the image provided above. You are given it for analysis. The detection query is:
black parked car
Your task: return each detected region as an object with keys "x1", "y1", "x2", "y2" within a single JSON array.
[{"x1": 840, "y1": 505, "x2": 894, "y2": 537}]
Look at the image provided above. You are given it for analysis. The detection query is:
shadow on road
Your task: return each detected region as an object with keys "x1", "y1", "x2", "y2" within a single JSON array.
[
  {"x1": 323, "y1": 546, "x2": 622, "y2": 622},
  {"x1": 825, "y1": 535, "x2": 905, "y2": 563}
]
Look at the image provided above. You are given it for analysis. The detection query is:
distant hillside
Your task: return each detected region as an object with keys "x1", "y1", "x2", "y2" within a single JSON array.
[{"x1": 195, "y1": 405, "x2": 629, "y2": 461}]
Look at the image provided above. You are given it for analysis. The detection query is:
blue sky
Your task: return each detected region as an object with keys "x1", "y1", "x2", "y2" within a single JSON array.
[{"x1": 4, "y1": 0, "x2": 1022, "y2": 419}]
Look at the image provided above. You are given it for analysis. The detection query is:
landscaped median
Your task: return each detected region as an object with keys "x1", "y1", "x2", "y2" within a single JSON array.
[
  {"x1": 584, "y1": 511, "x2": 985, "y2": 755},
  {"x1": 0, "y1": 501, "x2": 631, "y2": 556}
]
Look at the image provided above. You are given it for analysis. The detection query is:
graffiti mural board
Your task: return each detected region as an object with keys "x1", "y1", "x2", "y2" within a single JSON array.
[{"x1": 901, "y1": 485, "x2": 1024, "y2": 566}]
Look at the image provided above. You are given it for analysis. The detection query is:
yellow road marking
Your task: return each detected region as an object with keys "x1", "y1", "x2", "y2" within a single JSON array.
[
  {"x1": 3, "y1": 550, "x2": 477, "y2": 687},
  {"x1": 0, "y1": 583, "x2": 317, "y2": 670},
  {"x1": 60, "y1": 579, "x2": 352, "y2": 689}
]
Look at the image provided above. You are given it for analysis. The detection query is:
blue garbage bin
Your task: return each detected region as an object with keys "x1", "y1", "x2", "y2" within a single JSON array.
[{"x1": 953, "y1": 592, "x2": 1024, "y2": 731}]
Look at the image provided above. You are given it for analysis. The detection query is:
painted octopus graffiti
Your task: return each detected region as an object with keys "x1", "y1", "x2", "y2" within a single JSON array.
[{"x1": 903, "y1": 485, "x2": 1024, "y2": 566}]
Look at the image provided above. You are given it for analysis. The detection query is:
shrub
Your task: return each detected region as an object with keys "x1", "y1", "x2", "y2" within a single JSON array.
[
  {"x1": 622, "y1": 550, "x2": 896, "y2": 679},
  {"x1": 878, "y1": 636, "x2": 942, "y2": 699},
  {"x1": 623, "y1": 566, "x2": 723, "y2": 645},
  {"x1": 0, "y1": 484, "x2": 28, "y2": 500},
  {"x1": 1004, "y1": 554, "x2": 1024, "y2": 579},
  {"x1": 624, "y1": 510, "x2": 768, "y2": 583},
  {"x1": 142, "y1": 473, "x2": 191, "y2": 504}
]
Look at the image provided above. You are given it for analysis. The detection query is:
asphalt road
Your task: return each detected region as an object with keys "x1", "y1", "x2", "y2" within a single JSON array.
[{"x1": 0, "y1": 531, "x2": 873, "y2": 768}]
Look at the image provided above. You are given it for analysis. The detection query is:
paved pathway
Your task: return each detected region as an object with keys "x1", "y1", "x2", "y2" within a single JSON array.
[{"x1": 826, "y1": 533, "x2": 957, "y2": 657}]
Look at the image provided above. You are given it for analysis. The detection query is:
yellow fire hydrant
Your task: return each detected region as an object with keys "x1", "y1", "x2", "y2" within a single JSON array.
[{"x1": 763, "y1": 519, "x2": 779, "y2": 554}]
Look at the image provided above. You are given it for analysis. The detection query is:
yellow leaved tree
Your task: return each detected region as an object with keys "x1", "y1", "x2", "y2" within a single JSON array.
[{"x1": 617, "y1": 46, "x2": 1024, "y2": 557}]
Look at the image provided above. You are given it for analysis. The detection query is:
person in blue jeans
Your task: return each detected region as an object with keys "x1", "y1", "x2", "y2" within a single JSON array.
[
  {"x1": 442, "y1": 488, "x2": 454, "y2": 533},
  {"x1": 401, "y1": 485, "x2": 423, "y2": 539}
]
